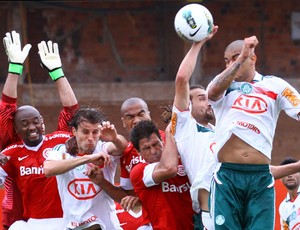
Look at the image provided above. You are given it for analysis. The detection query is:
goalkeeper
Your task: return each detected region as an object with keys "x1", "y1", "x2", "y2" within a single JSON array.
[{"x1": 0, "y1": 31, "x2": 79, "y2": 229}]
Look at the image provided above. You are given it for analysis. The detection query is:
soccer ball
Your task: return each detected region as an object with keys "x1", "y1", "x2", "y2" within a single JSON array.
[{"x1": 174, "y1": 3, "x2": 214, "y2": 42}]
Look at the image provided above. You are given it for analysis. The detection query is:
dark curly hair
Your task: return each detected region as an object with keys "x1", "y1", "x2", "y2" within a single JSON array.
[
  {"x1": 159, "y1": 104, "x2": 172, "y2": 124},
  {"x1": 130, "y1": 120, "x2": 161, "y2": 152}
]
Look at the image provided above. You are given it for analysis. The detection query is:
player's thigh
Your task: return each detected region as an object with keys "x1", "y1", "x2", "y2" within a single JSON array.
[
  {"x1": 211, "y1": 170, "x2": 244, "y2": 230},
  {"x1": 245, "y1": 175, "x2": 275, "y2": 230}
]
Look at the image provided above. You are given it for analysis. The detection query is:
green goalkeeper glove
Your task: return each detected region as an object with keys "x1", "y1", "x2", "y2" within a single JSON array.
[
  {"x1": 38, "y1": 40, "x2": 64, "y2": 81},
  {"x1": 3, "y1": 31, "x2": 32, "y2": 75}
]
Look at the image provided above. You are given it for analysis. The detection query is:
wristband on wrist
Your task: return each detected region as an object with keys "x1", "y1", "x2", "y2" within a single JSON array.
[
  {"x1": 49, "y1": 67, "x2": 64, "y2": 81},
  {"x1": 8, "y1": 63, "x2": 23, "y2": 75}
]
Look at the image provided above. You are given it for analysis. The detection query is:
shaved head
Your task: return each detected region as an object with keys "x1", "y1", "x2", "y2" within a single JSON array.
[
  {"x1": 14, "y1": 105, "x2": 41, "y2": 123},
  {"x1": 120, "y1": 97, "x2": 151, "y2": 133},
  {"x1": 225, "y1": 40, "x2": 244, "y2": 54},
  {"x1": 121, "y1": 97, "x2": 148, "y2": 115}
]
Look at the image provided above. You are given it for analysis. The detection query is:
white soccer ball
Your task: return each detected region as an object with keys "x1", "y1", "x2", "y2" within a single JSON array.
[{"x1": 174, "y1": 3, "x2": 214, "y2": 42}]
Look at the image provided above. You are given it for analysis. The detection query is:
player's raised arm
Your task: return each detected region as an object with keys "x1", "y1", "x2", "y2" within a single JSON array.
[
  {"x1": 37, "y1": 40, "x2": 78, "y2": 108},
  {"x1": 3, "y1": 30, "x2": 31, "y2": 98},
  {"x1": 208, "y1": 36, "x2": 259, "y2": 101},
  {"x1": 174, "y1": 26, "x2": 218, "y2": 111}
]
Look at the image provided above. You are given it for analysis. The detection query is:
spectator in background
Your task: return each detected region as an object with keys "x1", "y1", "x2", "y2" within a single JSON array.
[{"x1": 279, "y1": 157, "x2": 300, "y2": 230}]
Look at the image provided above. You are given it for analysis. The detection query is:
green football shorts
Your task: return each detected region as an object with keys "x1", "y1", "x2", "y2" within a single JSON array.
[{"x1": 210, "y1": 163, "x2": 275, "y2": 230}]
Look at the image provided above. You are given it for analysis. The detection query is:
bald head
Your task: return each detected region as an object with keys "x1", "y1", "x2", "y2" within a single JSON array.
[
  {"x1": 225, "y1": 40, "x2": 244, "y2": 54},
  {"x1": 14, "y1": 105, "x2": 41, "y2": 122},
  {"x1": 121, "y1": 97, "x2": 148, "y2": 115},
  {"x1": 120, "y1": 97, "x2": 151, "y2": 133}
]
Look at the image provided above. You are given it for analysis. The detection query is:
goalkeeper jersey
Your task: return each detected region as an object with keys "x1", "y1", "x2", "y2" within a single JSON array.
[
  {"x1": 0, "y1": 131, "x2": 72, "y2": 219},
  {"x1": 0, "y1": 92, "x2": 79, "y2": 224}
]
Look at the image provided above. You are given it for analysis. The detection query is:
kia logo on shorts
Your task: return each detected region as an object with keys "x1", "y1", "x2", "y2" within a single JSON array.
[{"x1": 68, "y1": 178, "x2": 102, "y2": 200}]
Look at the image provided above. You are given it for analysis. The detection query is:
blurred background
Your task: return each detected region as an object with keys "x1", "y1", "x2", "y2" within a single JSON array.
[
  {"x1": 0, "y1": 0, "x2": 299, "y2": 164},
  {"x1": 0, "y1": 1, "x2": 299, "y2": 229}
]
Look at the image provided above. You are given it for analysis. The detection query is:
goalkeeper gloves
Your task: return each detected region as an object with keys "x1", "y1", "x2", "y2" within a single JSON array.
[
  {"x1": 3, "y1": 31, "x2": 32, "y2": 75},
  {"x1": 38, "y1": 40, "x2": 64, "y2": 81}
]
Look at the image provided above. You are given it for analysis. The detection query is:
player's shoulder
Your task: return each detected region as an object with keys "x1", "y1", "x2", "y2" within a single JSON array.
[
  {"x1": 279, "y1": 196, "x2": 289, "y2": 209},
  {"x1": 130, "y1": 162, "x2": 147, "y2": 176},
  {"x1": 44, "y1": 131, "x2": 72, "y2": 140},
  {"x1": 261, "y1": 75, "x2": 287, "y2": 85},
  {"x1": 123, "y1": 142, "x2": 137, "y2": 155},
  {"x1": 1, "y1": 142, "x2": 25, "y2": 155}
]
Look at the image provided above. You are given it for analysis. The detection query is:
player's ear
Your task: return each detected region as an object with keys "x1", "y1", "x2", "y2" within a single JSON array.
[
  {"x1": 121, "y1": 117, "x2": 126, "y2": 128},
  {"x1": 250, "y1": 54, "x2": 257, "y2": 65},
  {"x1": 71, "y1": 127, "x2": 76, "y2": 136}
]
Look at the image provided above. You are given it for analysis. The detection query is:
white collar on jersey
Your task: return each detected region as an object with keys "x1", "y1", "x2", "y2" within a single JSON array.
[
  {"x1": 285, "y1": 186, "x2": 300, "y2": 202},
  {"x1": 251, "y1": 72, "x2": 264, "y2": 83},
  {"x1": 24, "y1": 135, "x2": 45, "y2": 151}
]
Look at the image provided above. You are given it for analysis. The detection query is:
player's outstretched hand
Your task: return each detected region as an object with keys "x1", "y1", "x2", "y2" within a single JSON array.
[
  {"x1": 38, "y1": 41, "x2": 61, "y2": 71},
  {"x1": 37, "y1": 40, "x2": 64, "y2": 81},
  {"x1": 120, "y1": 196, "x2": 141, "y2": 212},
  {"x1": 3, "y1": 31, "x2": 31, "y2": 75},
  {"x1": 84, "y1": 164, "x2": 105, "y2": 185},
  {"x1": 99, "y1": 121, "x2": 118, "y2": 142},
  {"x1": 88, "y1": 152, "x2": 111, "y2": 167},
  {"x1": 3, "y1": 31, "x2": 32, "y2": 64}
]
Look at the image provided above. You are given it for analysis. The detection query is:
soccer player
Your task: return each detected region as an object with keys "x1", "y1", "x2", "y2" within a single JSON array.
[
  {"x1": 74, "y1": 97, "x2": 162, "y2": 229},
  {"x1": 279, "y1": 157, "x2": 300, "y2": 229},
  {"x1": 44, "y1": 107, "x2": 128, "y2": 229},
  {"x1": 119, "y1": 97, "x2": 152, "y2": 193},
  {"x1": 129, "y1": 120, "x2": 194, "y2": 229},
  {"x1": 207, "y1": 36, "x2": 300, "y2": 229},
  {"x1": 0, "y1": 31, "x2": 79, "y2": 230},
  {"x1": 172, "y1": 24, "x2": 218, "y2": 230}
]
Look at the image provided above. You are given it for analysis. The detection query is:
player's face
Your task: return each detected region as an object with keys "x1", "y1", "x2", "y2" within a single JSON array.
[
  {"x1": 138, "y1": 133, "x2": 163, "y2": 163},
  {"x1": 14, "y1": 109, "x2": 44, "y2": 147},
  {"x1": 121, "y1": 104, "x2": 151, "y2": 133},
  {"x1": 190, "y1": 88, "x2": 214, "y2": 124},
  {"x1": 224, "y1": 46, "x2": 253, "y2": 82},
  {"x1": 282, "y1": 172, "x2": 300, "y2": 190},
  {"x1": 72, "y1": 121, "x2": 100, "y2": 155}
]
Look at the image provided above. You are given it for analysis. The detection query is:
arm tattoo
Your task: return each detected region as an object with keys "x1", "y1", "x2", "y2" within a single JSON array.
[{"x1": 215, "y1": 62, "x2": 242, "y2": 88}]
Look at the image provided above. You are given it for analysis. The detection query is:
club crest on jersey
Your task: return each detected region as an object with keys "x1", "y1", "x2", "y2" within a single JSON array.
[
  {"x1": 42, "y1": 148, "x2": 52, "y2": 159},
  {"x1": 68, "y1": 178, "x2": 102, "y2": 200},
  {"x1": 177, "y1": 164, "x2": 187, "y2": 176},
  {"x1": 240, "y1": 83, "x2": 253, "y2": 94}
]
